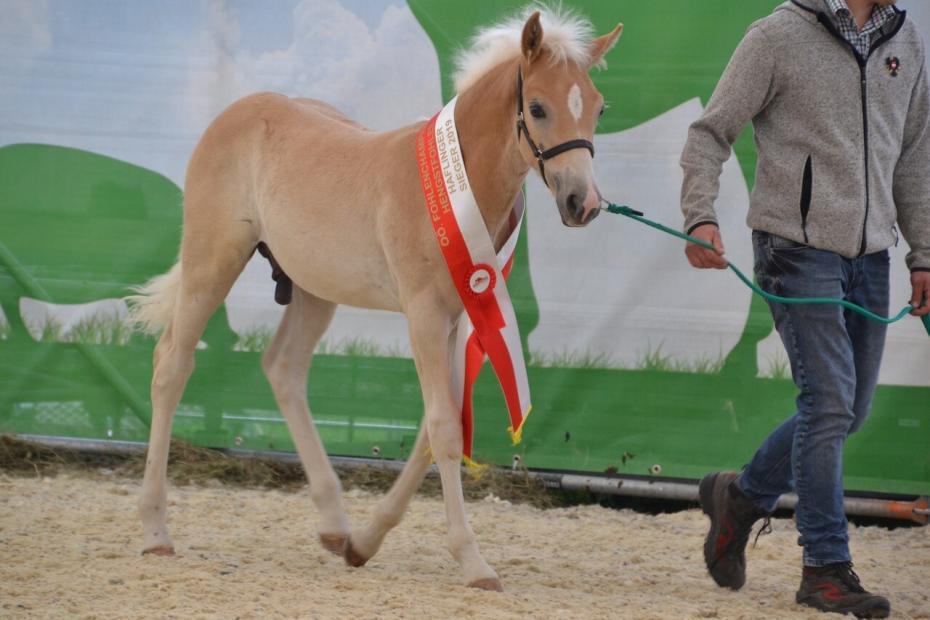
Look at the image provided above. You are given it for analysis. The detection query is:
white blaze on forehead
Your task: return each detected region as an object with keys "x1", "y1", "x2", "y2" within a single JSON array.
[{"x1": 568, "y1": 83, "x2": 583, "y2": 122}]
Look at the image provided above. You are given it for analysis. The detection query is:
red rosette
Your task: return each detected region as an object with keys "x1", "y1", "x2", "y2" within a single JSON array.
[{"x1": 464, "y1": 263, "x2": 496, "y2": 299}]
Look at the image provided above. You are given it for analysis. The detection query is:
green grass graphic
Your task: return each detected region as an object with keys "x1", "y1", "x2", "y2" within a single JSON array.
[
  {"x1": 234, "y1": 327, "x2": 276, "y2": 352},
  {"x1": 529, "y1": 344, "x2": 724, "y2": 374},
  {"x1": 528, "y1": 349, "x2": 615, "y2": 369},
  {"x1": 319, "y1": 337, "x2": 405, "y2": 358},
  {"x1": 527, "y1": 345, "x2": 725, "y2": 375},
  {"x1": 234, "y1": 328, "x2": 406, "y2": 358},
  {"x1": 636, "y1": 344, "x2": 725, "y2": 374},
  {"x1": 70, "y1": 313, "x2": 134, "y2": 345},
  {"x1": 26, "y1": 313, "x2": 133, "y2": 345},
  {"x1": 762, "y1": 356, "x2": 791, "y2": 380}
]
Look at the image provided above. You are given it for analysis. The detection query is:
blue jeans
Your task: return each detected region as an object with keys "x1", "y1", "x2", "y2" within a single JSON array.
[{"x1": 736, "y1": 231, "x2": 889, "y2": 567}]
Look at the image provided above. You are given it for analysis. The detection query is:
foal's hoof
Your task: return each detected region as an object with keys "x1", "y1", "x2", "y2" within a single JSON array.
[
  {"x1": 468, "y1": 577, "x2": 504, "y2": 592},
  {"x1": 343, "y1": 537, "x2": 369, "y2": 567},
  {"x1": 319, "y1": 533, "x2": 347, "y2": 556},
  {"x1": 141, "y1": 545, "x2": 175, "y2": 557}
]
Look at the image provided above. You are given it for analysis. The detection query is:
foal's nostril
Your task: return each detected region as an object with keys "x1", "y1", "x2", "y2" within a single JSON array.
[{"x1": 567, "y1": 194, "x2": 582, "y2": 218}]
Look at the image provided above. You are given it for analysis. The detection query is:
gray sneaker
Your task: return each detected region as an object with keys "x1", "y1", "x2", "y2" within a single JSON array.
[
  {"x1": 698, "y1": 471, "x2": 771, "y2": 590},
  {"x1": 796, "y1": 562, "x2": 890, "y2": 618}
]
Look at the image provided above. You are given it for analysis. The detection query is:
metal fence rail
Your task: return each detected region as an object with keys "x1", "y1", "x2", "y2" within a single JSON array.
[{"x1": 14, "y1": 433, "x2": 928, "y2": 525}]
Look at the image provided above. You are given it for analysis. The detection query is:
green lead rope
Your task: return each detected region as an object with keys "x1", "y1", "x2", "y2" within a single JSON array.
[{"x1": 600, "y1": 203, "x2": 930, "y2": 337}]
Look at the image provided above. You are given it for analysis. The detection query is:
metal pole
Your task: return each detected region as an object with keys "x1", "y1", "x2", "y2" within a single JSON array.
[{"x1": 13, "y1": 434, "x2": 928, "y2": 525}]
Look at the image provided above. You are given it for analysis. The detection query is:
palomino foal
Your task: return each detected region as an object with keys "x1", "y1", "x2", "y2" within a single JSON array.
[{"x1": 130, "y1": 8, "x2": 622, "y2": 590}]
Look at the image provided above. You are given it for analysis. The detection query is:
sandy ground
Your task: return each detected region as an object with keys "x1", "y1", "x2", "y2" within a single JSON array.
[{"x1": 1, "y1": 474, "x2": 928, "y2": 619}]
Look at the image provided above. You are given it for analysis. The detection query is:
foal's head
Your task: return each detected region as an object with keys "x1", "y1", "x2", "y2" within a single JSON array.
[
  {"x1": 517, "y1": 12, "x2": 622, "y2": 226},
  {"x1": 456, "y1": 8, "x2": 622, "y2": 227}
]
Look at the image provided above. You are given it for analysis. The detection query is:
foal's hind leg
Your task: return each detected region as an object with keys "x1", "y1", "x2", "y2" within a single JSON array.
[
  {"x1": 344, "y1": 423, "x2": 431, "y2": 565},
  {"x1": 261, "y1": 288, "x2": 349, "y2": 554},
  {"x1": 138, "y1": 233, "x2": 254, "y2": 555}
]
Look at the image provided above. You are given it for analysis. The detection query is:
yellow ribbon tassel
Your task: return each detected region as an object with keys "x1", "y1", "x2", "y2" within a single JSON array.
[
  {"x1": 507, "y1": 405, "x2": 534, "y2": 446},
  {"x1": 462, "y1": 455, "x2": 490, "y2": 480}
]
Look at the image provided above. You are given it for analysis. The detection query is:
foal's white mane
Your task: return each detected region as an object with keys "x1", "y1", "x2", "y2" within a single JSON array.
[{"x1": 453, "y1": 5, "x2": 596, "y2": 93}]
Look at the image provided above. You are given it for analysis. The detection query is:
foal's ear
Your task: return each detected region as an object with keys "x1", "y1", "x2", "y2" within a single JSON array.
[
  {"x1": 521, "y1": 11, "x2": 544, "y2": 63},
  {"x1": 588, "y1": 23, "x2": 623, "y2": 68}
]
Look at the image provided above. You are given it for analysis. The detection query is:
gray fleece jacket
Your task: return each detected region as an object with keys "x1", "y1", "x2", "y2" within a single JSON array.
[{"x1": 680, "y1": 0, "x2": 930, "y2": 271}]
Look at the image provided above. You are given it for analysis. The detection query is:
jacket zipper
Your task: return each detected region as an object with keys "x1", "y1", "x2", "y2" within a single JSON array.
[
  {"x1": 813, "y1": 13, "x2": 871, "y2": 256},
  {"x1": 801, "y1": 4, "x2": 906, "y2": 256},
  {"x1": 858, "y1": 61, "x2": 870, "y2": 256}
]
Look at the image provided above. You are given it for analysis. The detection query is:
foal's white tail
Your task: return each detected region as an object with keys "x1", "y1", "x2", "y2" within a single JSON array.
[{"x1": 126, "y1": 261, "x2": 182, "y2": 334}]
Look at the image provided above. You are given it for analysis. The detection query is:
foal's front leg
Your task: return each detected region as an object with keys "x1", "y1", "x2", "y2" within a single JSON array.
[{"x1": 408, "y1": 309, "x2": 502, "y2": 591}]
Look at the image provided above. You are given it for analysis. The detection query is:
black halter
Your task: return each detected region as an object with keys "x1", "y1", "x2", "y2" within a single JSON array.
[{"x1": 515, "y1": 67, "x2": 595, "y2": 187}]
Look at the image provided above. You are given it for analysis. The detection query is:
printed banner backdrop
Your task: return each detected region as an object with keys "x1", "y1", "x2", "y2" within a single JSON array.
[{"x1": 1, "y1": 0, "x2": 928, "y2": 495}]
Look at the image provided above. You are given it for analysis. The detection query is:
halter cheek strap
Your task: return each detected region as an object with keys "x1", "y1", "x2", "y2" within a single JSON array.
[{"x1": 515, "y1": 67, "x2": 595, "y2": 187}]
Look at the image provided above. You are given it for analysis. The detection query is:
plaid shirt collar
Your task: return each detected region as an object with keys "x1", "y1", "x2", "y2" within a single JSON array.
[{"x1": 822, "y1": 0, "x2": 898, "y2": 56}]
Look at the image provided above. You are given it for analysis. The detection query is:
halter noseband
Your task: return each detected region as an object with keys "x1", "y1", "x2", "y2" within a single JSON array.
[{"x1": 515, "y1": 67, "x2": 595, "y2": 187}]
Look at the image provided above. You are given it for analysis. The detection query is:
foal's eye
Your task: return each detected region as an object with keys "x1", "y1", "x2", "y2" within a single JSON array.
[
  {"x1": 529, "y1": 102, "x2": 546, "y2": 119},
  {"x1": 599, "y1": 106, "x2": 605, "y2": 117}
]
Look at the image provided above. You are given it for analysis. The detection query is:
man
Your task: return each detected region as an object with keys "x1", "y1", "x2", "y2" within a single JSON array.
[{"x1": 679, "y1": 0, "x2": 929, "y2": 617}]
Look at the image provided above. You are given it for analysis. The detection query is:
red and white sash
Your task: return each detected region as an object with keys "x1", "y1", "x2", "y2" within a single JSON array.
[{"x1": 415, "y1": 96, "x2": 532, "y2": 460}]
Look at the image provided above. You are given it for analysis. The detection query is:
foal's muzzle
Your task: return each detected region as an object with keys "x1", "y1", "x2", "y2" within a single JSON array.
[{"x1": 557, "y1": 187, "x2": 601, "y2": 227}]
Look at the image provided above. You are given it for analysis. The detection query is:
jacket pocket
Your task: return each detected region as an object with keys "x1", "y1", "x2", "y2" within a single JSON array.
[{"x1": 799, "y1": 155, "x2": 812, "y2": 243}]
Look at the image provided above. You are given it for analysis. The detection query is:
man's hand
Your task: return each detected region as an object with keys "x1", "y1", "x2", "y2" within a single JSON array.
[
  {"x1": 685, "y1": 223, "x2": 728, "y2": 269},
  {"x1": 910, "y1": 271, "x2": 930, "y2": 317}
]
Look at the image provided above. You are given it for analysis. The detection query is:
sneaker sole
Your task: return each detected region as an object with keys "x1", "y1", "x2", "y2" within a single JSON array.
[{"x1": 796, "y1": 593, "x2": 890, "y2": 619}]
